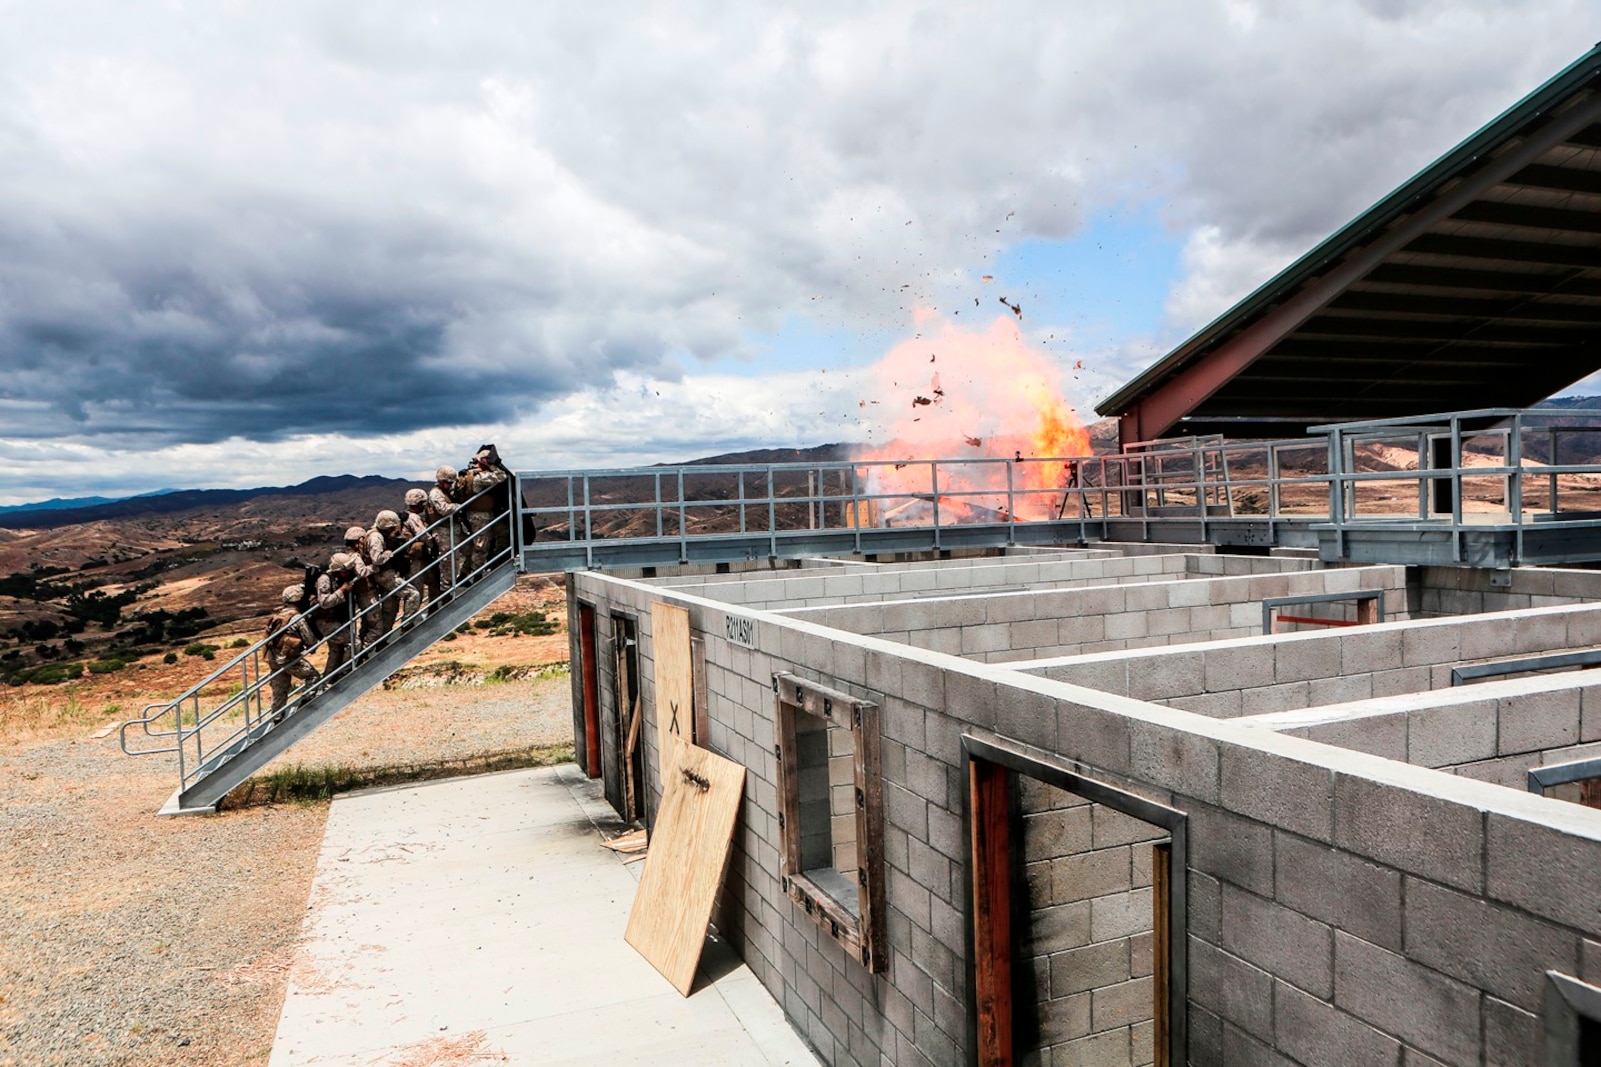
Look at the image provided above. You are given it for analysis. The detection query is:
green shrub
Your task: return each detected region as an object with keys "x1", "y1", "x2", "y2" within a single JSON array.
[
  {"x1": 230, "y1": 637, "x2": 249, "y2": 648},
  {"x1": 28, "y1": 662, "x2": 83, "y2": 685},
  {"x1": 183, "y1": 642, "x2": 220, "y2": 658},
  {"x1": 87, "y1": 659, "x2": 126, "y2": 675},
  {"x1": 163, "y1": 652, "x2": 178, "y2": 665}
]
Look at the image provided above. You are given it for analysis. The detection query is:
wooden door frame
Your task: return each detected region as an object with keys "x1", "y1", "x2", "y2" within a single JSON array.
[
  {"x1": 961, "y1": 733, "x2": 1188, "y2": 1067},
  {"x1": 578, "y1": 602, "x2": 601, "y2": 778}
]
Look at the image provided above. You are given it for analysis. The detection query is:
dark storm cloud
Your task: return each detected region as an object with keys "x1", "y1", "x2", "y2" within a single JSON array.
[{"x1": 0, "y1": 0, "x2": 1595, "y2": 466}]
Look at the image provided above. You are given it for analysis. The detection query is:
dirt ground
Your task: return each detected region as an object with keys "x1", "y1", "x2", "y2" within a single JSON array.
[{"x1": 0, "y1": 579, "x2": 574, "y2": 1067}]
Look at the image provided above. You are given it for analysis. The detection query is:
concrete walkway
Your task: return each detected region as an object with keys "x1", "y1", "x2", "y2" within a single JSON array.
[{"x1": 269, "y1": 764, "x2": 820, "y2": 1066}]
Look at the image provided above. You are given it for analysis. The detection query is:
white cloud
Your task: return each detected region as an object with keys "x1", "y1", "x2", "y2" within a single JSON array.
[{"x1": 0, "y1": 1, "x2": 1595, "y2": 499}]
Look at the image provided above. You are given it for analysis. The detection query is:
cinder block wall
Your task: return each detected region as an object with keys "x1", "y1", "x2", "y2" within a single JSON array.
[
  {"x1": 572, "y1": 572, "x2": 1601, "y2": 1067},
  {"x1": 1024, "y1": 602, "x2": 1601, "y2": 718},
  {"x1": 666, "y1": 551, "x2": 1313, "y2": 611},
  {"x1": 1415, "y1": 565, "x2": 1601, "y2": 617},
  {"x1": 782, "y1": 565, "x2": 1409, "y2": 663},
  {"x1": 1020, "y1": 777, "x2": 1163, "y2": 1066},
  {"x1": 1235, "y1": 671, "x2": 1601, "y2": 791}
]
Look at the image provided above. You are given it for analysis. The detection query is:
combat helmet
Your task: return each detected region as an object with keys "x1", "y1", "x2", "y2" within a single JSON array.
[{"x1": 374, "y1": 510, "x2": 401, "y2": 531}]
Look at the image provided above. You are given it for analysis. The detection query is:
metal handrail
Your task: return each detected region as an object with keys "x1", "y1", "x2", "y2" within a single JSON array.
[
  {"x1": 120, "y1": 480, "x2": 519, "y2": 793},
  {"x1": 512, "y1": 408, "x2": 1601, "y2": 568}
]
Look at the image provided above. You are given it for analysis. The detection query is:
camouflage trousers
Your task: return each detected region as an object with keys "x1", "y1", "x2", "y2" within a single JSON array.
[
  {"x1": 265, "y1": 651, "x2": 320, "y2": 716},
  {"x1": 373, "y1": 568, "x2": 420, "y2": 635}
]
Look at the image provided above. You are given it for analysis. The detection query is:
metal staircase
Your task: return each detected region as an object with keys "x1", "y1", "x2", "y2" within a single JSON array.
[{"x1": 121, "y1": 483, "x2": 521, "y2": 815}]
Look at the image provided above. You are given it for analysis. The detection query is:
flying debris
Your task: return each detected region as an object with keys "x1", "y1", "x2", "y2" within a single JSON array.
[
  {"x1": 930, "y1": 354, "x2": 936, "y2": 362},
  {"x1": 1005, "y1": 211, "x2": 1015, "y2": 220},
  {"x1": 1074, "y1": 360, "x2": 1084, "y2": 370},
  {"x1": 912, "y1": 396, "x2": 932, "y2": 407},
  {"x1": 981, "y1": 275, "x2": 993, "y2": 283},
  {"x1": 999, "y1": 297, "x2": 1022, "y2": 319},
  {"x1": 964, "y1": 435, "x2": 983, "y2": 448}
]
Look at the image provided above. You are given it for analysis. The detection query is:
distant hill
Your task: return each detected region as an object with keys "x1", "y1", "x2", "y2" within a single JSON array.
[
  {"x1": 0, "y1": 487, "x2": 181, "y2": 516},
  {"x1": 0, "y1": 475, "x2": 412, "y2": 531}
]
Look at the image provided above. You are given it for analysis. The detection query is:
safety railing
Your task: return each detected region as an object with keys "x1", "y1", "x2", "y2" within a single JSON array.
[
  {"x1": 120, "y1": 481, "x2": 520, "y2": 794},
  {"x1": 513, "y1": 408, "x2": 1601, "y2": 568}
]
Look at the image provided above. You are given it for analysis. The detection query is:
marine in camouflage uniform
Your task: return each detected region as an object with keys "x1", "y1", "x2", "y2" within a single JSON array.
[
  {"x1": 265, "y1": 583, "x2": 321, "y2": 722},
  {"x1": 403, "y1": 488, "x2": 442, "y2": 608},
  {"x1": 342, "y1": 526, "x2": 381, "y2": 646},
  {"x1": 429, "y1": 465, "x2": 462, "y2": 589},
  {"x1": 459, "y1": 450, "x2": 509, "y2": 580},
  {"x1": 364, "y1": 510, "x2": 420, "y2": 636},
  {"x1": 315, "y1": 551, "x2": 367, "y2": 676}
]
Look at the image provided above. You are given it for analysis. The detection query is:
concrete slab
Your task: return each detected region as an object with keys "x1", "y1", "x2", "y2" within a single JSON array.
[{"x1": 270, "y1": 765, "x2": 820, "y2": 1067}]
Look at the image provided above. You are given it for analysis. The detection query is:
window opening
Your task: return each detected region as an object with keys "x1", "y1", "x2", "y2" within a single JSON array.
[
  {"x1": 773, "y1": 672, "x2": 885, "y2": 971},
  {"x1": 1261, "y1": 589, "x2": 1384, "y2": 634},
  {"x1": 1544, "y1": 972, "x2": 1601, "y2": 1066}
]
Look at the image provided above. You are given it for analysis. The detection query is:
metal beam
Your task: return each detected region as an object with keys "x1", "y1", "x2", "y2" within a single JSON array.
[
  {"x1": 1405, "y1": 232, "x2": 1601, "y2": 268},
  {"x1": 1504, "y1": 162, "x2": 1601, "y2": 196},
  {"x1": 1452, "y1": 199, "x2": 1601, "y2": 235},
  {"x1": 1361, "y1": 263, "x2": 1598, "y2": 294}
]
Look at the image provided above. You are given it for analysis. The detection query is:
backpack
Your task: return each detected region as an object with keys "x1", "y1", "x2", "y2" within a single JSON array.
[{"x1": 266, "y1": 610, "x2": 304, "y2": 658}]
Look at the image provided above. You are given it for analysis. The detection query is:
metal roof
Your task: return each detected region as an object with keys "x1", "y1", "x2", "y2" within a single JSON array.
[{"x1": 1097, "y1": 44, "x2": 1601, "y2": 443}]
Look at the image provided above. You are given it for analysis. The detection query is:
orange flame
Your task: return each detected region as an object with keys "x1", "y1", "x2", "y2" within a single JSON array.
[{"x1": 853, "y1": 310, "x2": 1091, "y2": 522}]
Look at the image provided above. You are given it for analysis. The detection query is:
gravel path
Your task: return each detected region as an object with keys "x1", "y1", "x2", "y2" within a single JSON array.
[{"x1": 0, "y1": 673, "x2": 575, "y2": 1067}]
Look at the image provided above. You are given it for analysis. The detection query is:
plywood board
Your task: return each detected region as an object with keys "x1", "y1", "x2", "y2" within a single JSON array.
[
  {"x1": 651, "y1": 602, "x2": 694, "y2": 775},
  {"x1": 624, "y1": 744, "x2": 745, "y2": 995}
]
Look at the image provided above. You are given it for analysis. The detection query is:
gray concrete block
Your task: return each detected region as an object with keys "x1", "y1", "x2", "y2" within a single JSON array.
[
  {"x1": 1050, "y1": 1030, "x2": 1130, "y2": 1067},
  {"x1": 1239, "y1": 681, "x2": 1311, "y2": 717},
  {"x1": 1050, "y1": 939, "x2": 1131, "y2": 997},
  {"x1": 1274, "y1": 832, "x2": 1402, "y2": 953},
  {"x1": 1219, "y1": 743, "x2": 1333, "y2": 843},
  {"x1": 1032, "y1": 900, "x2": 1093, "y2": 955},
  {"x1": 1332, "y1": 774, "x2": 1483, "y2": 892},
  {"x1": 1037, "y1": 990, "x2": 1091, "y2": 1047},
  {"x1": 1305, "y1": 713, "x2": 1406, "y2": 761},
  {"x1": 1402, "y1": 624, "x2": 1460, "y2": 668},
  {"x1": 1090, "y1": 887, "x2": 1153, "y2": 943},
  {"x1": 1173, "y1": 690, "x2": 1244, "y2": 719},
  {"x1": 1368, "y1": 666, "x2": 1431, "y2": 698},
  {"x1": 1127, "y1": 651, "x2": 1205, "y2": 701},
  {"x1": 1339, "y1": 630, "x2": 1405, "y2": 674},
  {"x1": 1407, "y1": 699, "x2": 1497, "y2": 767},
  {"x1": 1091, "y1": 805, "x2": 1167, "y2": 850},
  {"x1": 1273, "y1": 980, "x2": 1401, "y2": 1067},
  {"x1": 1052, "y1": 847, "x2": 1133, "y2": 905},
  {"x1": 1276, "y1": 638, "x2": 1343, "y2": 684},
  {"x1": 1091, "y1": 976, "x2": 1153, "y2": 1032},
  {"x1": 1023, "y1": 805, "x2": 1094, "y2": 864},
  {"x1": 1403, "y1": 877, "x2": 1576, "y2": 1008},
  {"x1": 1333, "y1": 932, "x2": 1480, "y2": 1065},
  {"x1": 1204, "y1": 645, "x2": 1276, "y2": 693},
  {"x1": 1486, "y1": 813, "x2": 1601, "y2": 935},
  {"x1": 1306, "y1": 673, "x2": 1375, "y2": 708},
  {"x1": 1188, "y1": 936, "x2": 1274, "y2": 1041},
  {"x1": 1497, "y1": 687, "x2": 1581, "y2": 755},
  {"x1": 1221, "y1": 883, "x2": 1334, "y2": 999},
  {"x1": 1129, "y1": 719, "x2": 1220, "y2": 802},
  {"x1": 1220, "y1": 1024, "x2": 1297, "y2": 1067},
  {"x1": 1482, "y1": 995, "x2": 1538, "y2": 1067},
  {"x1": 1189, "y1": 870, "x2": 1222, "y2": 943},
  {"x1": 1190, "y1": 802, "x2": 1275, "y2": 896}
]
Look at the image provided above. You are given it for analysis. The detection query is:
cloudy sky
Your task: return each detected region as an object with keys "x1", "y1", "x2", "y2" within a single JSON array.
[{"x1": 0, "y1": 1, "x2": 1597, "y2": 504}]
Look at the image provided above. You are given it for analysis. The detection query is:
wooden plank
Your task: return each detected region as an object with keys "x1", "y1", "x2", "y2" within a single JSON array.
[
  {"x1": 651, "y1": 602, "x2": 694, "y2": 776},
  {"x1": 1153, "y1": 841, "x2": 1172, "y2": 1067},
  {"x1": 624, "y1": 744, "x2": 746, "y2": 995},
  {"x1": 969, "y1": 759, "x2": 1013, "y2": 1067}
]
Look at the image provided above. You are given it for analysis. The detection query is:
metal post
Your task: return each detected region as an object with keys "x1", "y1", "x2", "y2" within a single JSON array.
[
  {"x1": 767, "y1": 466, "x2": 777, "y2": 559},
  {"x1": 582, "y1": 475, "x2": 594, "y2": 570},
  {"x1": 850, "y1": 466, "x2": 862, "y2": 554},
  {"x1": 1549, "y1": 426, "x2": 1559, "y2": 515},
  {"x1": 738, "y1": 471, "x2": 747, "y2": 534},
  {"x1": 930, "y1": 462, "x2": 941, "y2": 551},
  {"x1": 1005, "y1": 459, "x2": 1016, "y2": 545},
  {"x1": 677, "y1": 470, "x2": 687, "y2": 563},
  {"x1": 1327, "y1": 429, "x2": 1345, "y2": 560},
  {"x1": 1450, "y1": 415, "x2": 1463, "y2": 563},
  {"x1": 1510, "y1": 413, "x2": 1524, "y2": 565},
  {"x1": 654, "y1": 472, "x2": 663, "y2": 539}
]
